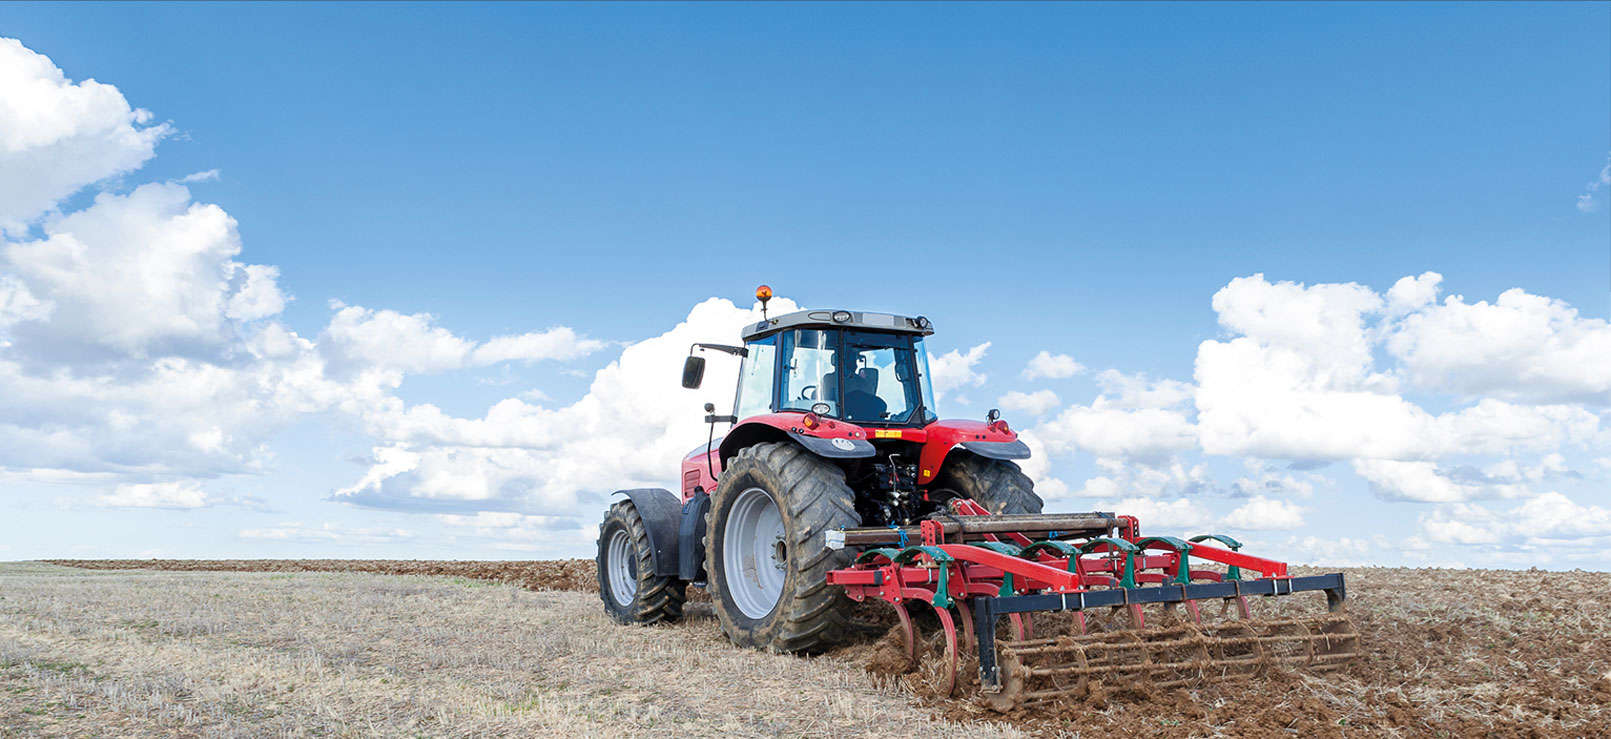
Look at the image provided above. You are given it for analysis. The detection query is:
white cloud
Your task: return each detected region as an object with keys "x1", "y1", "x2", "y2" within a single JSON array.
[
  {"x1": 1195, "y1": 275, "x2": 1602, "y2": 462},
  {"x1": 1021, "y1": 351, "x2": 1084, "y2": 380},
  {"x1": 997, "y1": 389, "x2": 1060, "y2": 417},
  {"x1": 3, "y1": 182, "x2": 283, "y2": 359},
  {"x1": 323, "y1": 303, "x2": 605, "y2": 375},
  {"x1": 1036, "y1": 406, "x2": 1197, "y2": 465},
  {"x1": 1220, "y1": 496, "x2": 1304, "y2": 530},
  {"x1": 0, "y1": 38, "x2": 169, "y2": 234},
  {"x1": 333, "y1": 297, "x2": 795, "y2": 516},
  {"x1": 239, "y1": 522, "x2": 416, "y2": 545},
  {"x1": 1384, "y1": 287, "x2": 1611, "y2": 404},
  {"x1": 1420, "y1": 492, "x2": 1611, "y2": 549},
  {"x1": 1062, "y1": 458, "x2": 1213, "y2": 501},
  {"x1": 1384, "y1": 271, "x2": 1442, "y2": 316},
  {"x1": 1575, "y1": 154, "x2": 1609, "y2": 213},
  {"x1": 1108, "y1": 496, "x2": 1214, "y2": 531},
  {"x1": 96, "y1": 481, "x2": 209, "y2": 509},
  {"x1": 1092, "y1": 369, "x2": 1194, "y2": 410},
  {"x1": 928, "y1": 342, "x2": 989, "y2": 400}
]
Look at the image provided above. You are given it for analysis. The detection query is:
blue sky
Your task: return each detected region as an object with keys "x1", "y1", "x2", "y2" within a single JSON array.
[{"x1": 0, "y1": 3, "x2": 1607, "y2": 566}]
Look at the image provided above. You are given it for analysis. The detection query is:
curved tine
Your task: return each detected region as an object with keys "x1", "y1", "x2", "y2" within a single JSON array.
[
  {"x1": 1009, "y1": 612, "x2": 1034, "y2": 641},
  {"x1": 1183, "y1": 598, "x2": 1203, "y2": 626},
  {"x1": 932, "y1": 605, "x2": 960, "y2": 697},
  {"x1": 1074, "y1": 610, "x2": 1088, "y2": 636},
  {"x1": 894, "y1": 602, "x2": 918, "y2": 670},
  {"x1": 954, "y1": 599, "x2": 976, "y2": 654}
]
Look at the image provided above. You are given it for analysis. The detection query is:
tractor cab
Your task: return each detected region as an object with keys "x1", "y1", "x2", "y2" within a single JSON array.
[{"x1": 729, "y1": 309, "x2": 939, "y2": 427}]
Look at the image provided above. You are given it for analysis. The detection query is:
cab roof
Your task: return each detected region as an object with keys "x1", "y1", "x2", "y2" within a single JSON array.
[{"x1": 741, "y1": 309, "x2": 935, "y2": 342}]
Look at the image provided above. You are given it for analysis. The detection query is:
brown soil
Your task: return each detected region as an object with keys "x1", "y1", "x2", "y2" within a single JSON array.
[{"x1": 46, "y1": 559, "x2": 1611, "y2": 737}]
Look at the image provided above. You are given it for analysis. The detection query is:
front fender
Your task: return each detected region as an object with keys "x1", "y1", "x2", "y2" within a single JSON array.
[
  {"x1": 788, "y1": 431, "x2": 877, "y2": 459},
  {"x1": 960, "y1": 439, "x2": 1031, "y2": 460}
]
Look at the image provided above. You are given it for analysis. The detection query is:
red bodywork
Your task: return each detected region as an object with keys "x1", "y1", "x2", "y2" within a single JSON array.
[{"x1": 679, "y1": 412, "x2": 1022, "y2": 501}]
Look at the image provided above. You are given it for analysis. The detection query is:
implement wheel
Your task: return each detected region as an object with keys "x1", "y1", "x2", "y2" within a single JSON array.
[
  {"x1": 597, "y1": 499, "x2": 686, "y2": 625},
  {"x1": 706, "y1": 441, "x2": 861, "y2": 653},
  {"x1": 933, "y1": 453, "x2": 1044, "y2": 515}
]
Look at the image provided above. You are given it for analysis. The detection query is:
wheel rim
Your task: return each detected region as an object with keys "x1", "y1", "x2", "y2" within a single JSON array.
[
  {"x1": 724, "y1": 487, "x2": 787, "y2": 619},
  {"x1": 606, "y1": 528, "x2": 637, "y2": 607}
]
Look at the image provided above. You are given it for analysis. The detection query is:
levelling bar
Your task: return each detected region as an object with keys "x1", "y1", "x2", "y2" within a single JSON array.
[{"x1": 972, "y1": 573, "x2": 1348, "y2": 690}]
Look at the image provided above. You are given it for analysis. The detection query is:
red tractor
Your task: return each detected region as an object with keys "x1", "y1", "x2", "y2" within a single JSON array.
[{"x1": 597, "y1": 287, "x2": 1354, "y2": 707}]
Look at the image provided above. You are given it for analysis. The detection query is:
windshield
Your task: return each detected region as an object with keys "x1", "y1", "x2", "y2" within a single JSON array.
[
  {"x1": 777, "y1": 328, "x2": 936, "y2": 425},
  {"x1": 779, "y1": 329, "x2": 839, "y2": 416}
]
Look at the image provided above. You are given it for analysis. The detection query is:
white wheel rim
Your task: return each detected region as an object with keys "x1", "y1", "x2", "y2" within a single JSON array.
[
  {"x1": 724, "y1": 487, "x2": 787, "y2": 619},
  {"x1": 606, "y1": 528, "x2": 636, "y2": 607}
]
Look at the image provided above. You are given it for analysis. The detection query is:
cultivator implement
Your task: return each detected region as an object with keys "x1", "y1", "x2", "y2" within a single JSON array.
[{"x1": 825, "y1": 500, "x2": 1357, "y2": 710}]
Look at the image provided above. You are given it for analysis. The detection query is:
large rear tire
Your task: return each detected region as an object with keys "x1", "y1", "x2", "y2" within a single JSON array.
[
  {"x1": 597, "y1": 499, "x2": 686, "y2": 625},
  {"x1": 933, "y1": 453, "x2": 1044, "y2": 515},
  {"x1": 706, "y1": 442, "x2": 861, "y2": 653}
]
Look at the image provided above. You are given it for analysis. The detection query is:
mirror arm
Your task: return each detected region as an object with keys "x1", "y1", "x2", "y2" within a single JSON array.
[{"x1": 690, "y1": 342, "x2": 747, "y2": 357}]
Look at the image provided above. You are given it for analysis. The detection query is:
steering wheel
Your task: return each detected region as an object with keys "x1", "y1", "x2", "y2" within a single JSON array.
[{"x1": 798, "y1": 384, "x2": 817, "y2": 400}]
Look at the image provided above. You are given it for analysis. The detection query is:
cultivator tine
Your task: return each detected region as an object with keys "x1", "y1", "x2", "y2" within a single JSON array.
[
  {"x1": 894, "y1": 602, "x2": 918, "y2": 670},
  {"x1": 928, "y1": 605, "x2": 960, "y2": 697},
  {"x1": 954, "y1": 599, "x2": 976, "y2": 653}
]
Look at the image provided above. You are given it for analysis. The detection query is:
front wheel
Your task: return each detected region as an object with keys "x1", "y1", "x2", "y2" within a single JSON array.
[{"x1": 597, "y1": 499, "x2": 686, "y2": 625}]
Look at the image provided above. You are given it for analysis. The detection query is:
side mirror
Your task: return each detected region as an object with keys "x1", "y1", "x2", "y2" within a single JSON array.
[{"x1": 681, "y1": 355, "x2": 706, "y2": 389}]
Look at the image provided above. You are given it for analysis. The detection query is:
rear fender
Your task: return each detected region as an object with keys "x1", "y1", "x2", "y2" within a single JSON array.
[{"x1": 612, "y1": 488, "x2": 682, "y2": 578}]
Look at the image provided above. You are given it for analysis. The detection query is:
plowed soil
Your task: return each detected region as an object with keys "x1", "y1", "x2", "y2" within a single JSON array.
[{"x1": 46, "y1": 559, "x2": 1611, "y2": 736}]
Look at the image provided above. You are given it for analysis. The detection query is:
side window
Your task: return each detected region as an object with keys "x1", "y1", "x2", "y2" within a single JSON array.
[{"x1": 734, "y1": 336, "x2": 776, "y2": 419}]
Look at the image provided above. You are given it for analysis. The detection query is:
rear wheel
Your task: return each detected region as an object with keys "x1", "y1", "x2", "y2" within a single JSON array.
[
  {"x1": 597, "y1": 499, "x2": 686, "y2": 625},
  {"x1": 706, "y1": 442, "x2": 861, "y2": 653},
  {"x1": 933, "y1": 453, "x2": 1044, "y2": 515}
]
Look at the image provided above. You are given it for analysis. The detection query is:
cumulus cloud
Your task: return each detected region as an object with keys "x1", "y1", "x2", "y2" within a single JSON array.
[
  {"x1": 997, "y1": 389, "x2": 1060, "y2": 417},
  {"x1": 1195, "y1": 275, "x2": 1602, "y2": 462},
  {"x1": 1384, "y1": 284, "x2": 1611, "y2": 404},
  {"x1": 1022, "y1": 351, "x2": 1084, "y2": 380},
  {"x1": 0, "y1": 38, "x2": 169, "y2": 234},
  {"x1": 3, "y1": 182, "x2": 283, "y2": 360},
  {"x1": 333, "y1": 297, "x2": 795, "y2": 517},
  {"x1": 928, "y1": 342, "x2": 989, "y2": 400}
]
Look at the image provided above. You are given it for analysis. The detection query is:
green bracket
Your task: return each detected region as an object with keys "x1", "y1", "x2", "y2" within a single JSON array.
[
  {"x1": 1077, "y1": 537, "x2": 1139, "y2": 589},
  {"x1": 893, "y1": 546, "x2": 956, "y2": 608},
  {"x1": 1019, "y1": 540, "x2": 1082, "y2": 574},
  {"x1": 1189, "y1": 534, "x2": 1243, "y2": 581},
  {"x1": 1135, "y1": 536, "x2": 1194, "y2": 586}
]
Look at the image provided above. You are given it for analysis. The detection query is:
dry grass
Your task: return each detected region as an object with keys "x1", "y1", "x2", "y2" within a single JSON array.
[
  {"x1": 0, "y1": 562, "x2": 1021, "y2": 737},
  {"x1": 25, "y1": 560, "x2": 1611, "y2": 737}
]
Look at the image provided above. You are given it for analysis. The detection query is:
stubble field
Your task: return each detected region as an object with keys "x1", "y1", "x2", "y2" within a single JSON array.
[{"x1": 7, "y1": 559, "x2": 1608, "y2": 737}]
